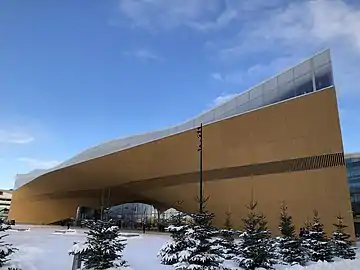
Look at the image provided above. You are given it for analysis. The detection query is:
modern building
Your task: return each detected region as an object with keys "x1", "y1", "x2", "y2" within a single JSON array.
[
  {"x1": 9, "y1": 49, "x2": 354, "y2": 237},
  {"x1": 345, "y1": 153, "x2": 360, "y2": 234},
  {"x1": 0, "y1": 190, "x2": 13, "y2": 220}
]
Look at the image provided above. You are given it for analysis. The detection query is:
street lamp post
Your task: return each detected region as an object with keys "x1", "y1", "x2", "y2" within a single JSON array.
[{"x1": 197, "y1": 123, "x2": 203, "y2": 213}]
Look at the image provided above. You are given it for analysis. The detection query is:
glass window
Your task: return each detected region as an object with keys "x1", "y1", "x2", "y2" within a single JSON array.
[
  {"x1": 349, "y1": 167, "x2": 360, "y2": 177},
  {"x1": 200, "y1": 112, "x2": 214, "y2": 124},
  {"x1": 277, "y1": 69, "x2": 294, "y2": 85},
  {"x1": 294, "y1": 60, "x2": 312, "y2": 78},
  {"x1": 220, "y1": 107, "x2": 238, "y2": 119},
  {"x1": 351, "y1": 193, "x2": 360, "y2": 202},
  {"x1": 249, "y1": 85, "x2": 263, "y2": 100},
  {"x1": 247, "y1": 96, "x2": 263, "y2": 111},
  {"x1": 213, "y1": 106, "x2": 224, "y2": 121},
  {"x1": 225, "y1": 98, "x2": 237, "y2": 112},
  {"x1": 236, "y1": 101, "x2": 251, "y2": 115},
  {"x1": 315, "y1": 64, "x2": 333, "y2": 90},
  {"x1": 295, "y1": 73, "x2": 314, "y2": 96},
  {"x1": 263, "y1": 88, "x2": 278, "y2": 105},
  {"x1": 236, "y1": 92, "x2": 249, "y2": 106},
  {"x1": 313, "y1": 50, "x2": 331, "y2": 69},
  {"x1": 263, "y1": 77, "x2": 277, "y2": 93},
  {"x1": 277, "y1": 80, "x2": 295, "y2": 102}
]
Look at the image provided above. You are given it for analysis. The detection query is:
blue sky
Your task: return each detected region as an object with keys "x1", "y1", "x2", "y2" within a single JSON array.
[{"x1": 1, "y1": 0, "x2": 360, "y2": 189}]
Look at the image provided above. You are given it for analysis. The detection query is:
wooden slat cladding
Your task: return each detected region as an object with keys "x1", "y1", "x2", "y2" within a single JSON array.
[
  {"x1": 115, "y1": 152, "x2": 346, "y2": 191},
  {"x1": 25, "y1": 152, "x2": 346, "y2": 202}
]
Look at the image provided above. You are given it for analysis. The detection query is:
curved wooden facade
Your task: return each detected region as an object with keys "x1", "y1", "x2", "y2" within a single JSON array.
[{"x1": 8, "y1": 87, "x2": 354, "y2": 237}]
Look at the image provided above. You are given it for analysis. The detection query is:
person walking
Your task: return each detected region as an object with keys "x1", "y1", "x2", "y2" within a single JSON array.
[{"x1": 142, "y1": 222, "x2": 146, "y2": 234}]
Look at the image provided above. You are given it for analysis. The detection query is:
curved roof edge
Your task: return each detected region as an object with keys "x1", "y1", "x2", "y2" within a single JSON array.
[{"x1": 14, "y1": 49, "x2": 334, "y2": 190}]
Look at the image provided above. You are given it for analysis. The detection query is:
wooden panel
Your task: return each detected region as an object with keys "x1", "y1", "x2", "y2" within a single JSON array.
[{"x1": 140, "y1": 167, "x2": 353, "y2": 238}]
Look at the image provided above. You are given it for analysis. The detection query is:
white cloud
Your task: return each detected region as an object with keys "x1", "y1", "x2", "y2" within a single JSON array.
[
  {"x1": 211, "y1": 71, "x2": 244, "y2": 84},
  {"x1": 211, "y1": 93, "x2": 237, "y2": 107},
  {"x1": 211, "y1": 73, "x2": 223, "y2": 81},
  {"x1": 18, "y1": 158, "x2": 60, "y2": 170},
  {"x1": 123, "y1": 49, "x2": 164, "y2": 61},
  {"x1": 0, "y1": 130, "x2": 34, "y2": 144}
]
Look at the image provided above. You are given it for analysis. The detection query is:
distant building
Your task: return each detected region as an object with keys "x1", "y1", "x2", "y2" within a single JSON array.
[
  {"x1": 0, "y1": 190, "x2": 12, "y2": 220},
  {"x1": 345, "y1": 153, "x2": 360, "y2": 234}
]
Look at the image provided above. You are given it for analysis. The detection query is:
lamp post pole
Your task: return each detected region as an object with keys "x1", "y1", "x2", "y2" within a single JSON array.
[{"x1": 197, "y1": 123, "x2": 203, "y2": 213}]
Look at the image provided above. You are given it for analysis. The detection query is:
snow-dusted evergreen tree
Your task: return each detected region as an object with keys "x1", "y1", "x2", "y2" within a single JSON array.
[
  {"x1": 331, "y1": 214, "x2": 356, "y2": 260},
  {"x1": 175, "y1": 211, "x2": 225, "y2": 270},
  {"x1": 303, "y1": 210, "x2": 333, "y2": 262},
  {"x1": 234, "y1": 200, "x2": 276, "y2": 270},
  {"x1": 0, "y1": 222, "x2": 17, "y2": 267},
  {"x1": 277, "y1": 202, "x2": 307, "y2": 266},
  {"x1": 215, "y1": 211, "x2": 236, "y2": 259},
  {"x1": 69, "y1": 220, "x2": 128, "y2": 269},
  {"x1": 158, "y1": 211, "x2": 190, "y2": 265}
]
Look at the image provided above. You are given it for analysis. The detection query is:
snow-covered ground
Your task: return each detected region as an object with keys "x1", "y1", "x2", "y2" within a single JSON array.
[{"x1": 2, "y1": 225, "x2": 360, "y2": 270}]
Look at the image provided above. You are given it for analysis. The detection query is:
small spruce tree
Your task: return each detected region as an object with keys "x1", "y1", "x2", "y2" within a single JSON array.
[
  {"x1": 69, "y1": 220, "x2": 128, "y2": 269},
  {"x1": 331, "y1": 214, "x2": 356, "y2": 260},
  {"x1": 215, "y1": 210, "x2": 236, "y2": 259},
  {"x1": 277, "y1": 202, "x2": 307, "y2": 266},
  {"x1": 303, "y1": 210, "x2": 333, "y2": 262},
  {"x1": 174, "y1": 211, "x2": 225, "y2": 270},
  {"x1": 234, "y1": 199, "x2": 276, "y2": 270},
  {"x1": 158, "y1": 211, "x2": 190, "y2": 265},
  {"x1": 304, "y1": 218, "x2": 312, "y2": 231},
  {"x1": 0, "y1": 222, "x2": 18, "y2": 267}
]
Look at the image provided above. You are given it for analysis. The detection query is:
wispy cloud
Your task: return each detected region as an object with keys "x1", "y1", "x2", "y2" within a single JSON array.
[
  {"x1": 219, "y1": 1, "x2": 360, "y2": 59},
  {"x1": 123, "y1": 49, "x2": 164, "y2": 61},
  {"x1": 18, "y1": 158, "x2": 60, "y2": 169},
  {"x1": 211, "y1": 73, "x2": 223, "y2": 82},
  {"x1": 116, "y1": 0, "x2": 242, "y2": 31},
  {"x1": 115, "y1": 0, "x2": 289, "y2": 32},
  {"x1": 211, "y1": 72, "x2": 243, "y2": 84},
  {"x1": 211, "y1": 93, "x2": 237, "y2": 107},
  {"x1": 0, "y1": 130, "x2": 34, "y2": 144}
]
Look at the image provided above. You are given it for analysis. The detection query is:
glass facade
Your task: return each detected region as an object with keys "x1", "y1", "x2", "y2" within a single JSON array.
[
  {"x1": 345, "y1": 153, "x2": 360, "y2": 235},
  {"x1": 346, "y1": 154, "x2": 360, "y2": 202},
  {"x1": 75, "y1": 203, "x2": 180, "y2": 230},
  {"x1": 106, "y1": 203, "x2": 179, "y2": 230}
]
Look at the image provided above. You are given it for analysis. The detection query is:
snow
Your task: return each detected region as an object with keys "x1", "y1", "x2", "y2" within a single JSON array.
[{"x1": 0, "y1": 225, "x2": 360, "y2": 270}]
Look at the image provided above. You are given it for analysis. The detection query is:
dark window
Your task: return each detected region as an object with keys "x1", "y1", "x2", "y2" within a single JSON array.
[
  {"x1": 295, "y1": 78, "x2": 314, "y2": 96},
  {"x1": 278, "y1": 81, "x2": 295, "y2": 102},
  {"x1": 315, "y1": 67, "x2": 333, "y2": 90}
]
